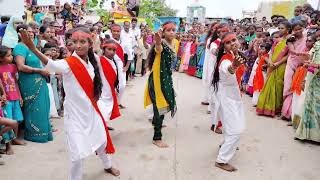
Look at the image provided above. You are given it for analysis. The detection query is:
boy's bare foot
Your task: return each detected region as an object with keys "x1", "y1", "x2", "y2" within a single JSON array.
[
  {"x1": 5, "y1": 144, "x2": 14, "y2": 155},
  {"x1": 12, "y1": 139, "x2": 26, "y2": 146},
  {"x1": 153, "y1": 140, "x2": 169, "y2": 148},
  {"x1": 215, "y1": 162, "x2": 238, "y2": 172},
  {"x1": 104, "y1": 167, "x2": 120, "y2": 176}
]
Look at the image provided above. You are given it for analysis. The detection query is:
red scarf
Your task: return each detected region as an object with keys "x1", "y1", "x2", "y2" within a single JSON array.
[
  {"x1": 291, "y1": 66, "x2": 307, "y2": 95},
  {"x1": 219, "y1": 53, "x2": 245, "y2": 87},
  {"x1": 253, "y1": 54, "x2": 269, "y2": 92},
  {"x1": 65, "y1": 56, "x2": 115, "y2": 154},
  {"x1": 100, "y1": 56, "x2": 121, "y2": 120},
  {"x1": 115, "y1": 43, "x2": 125, "y2": 64}
]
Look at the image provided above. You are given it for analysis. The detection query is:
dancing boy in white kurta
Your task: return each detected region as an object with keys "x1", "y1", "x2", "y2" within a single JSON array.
[
  {"x1": 110, "y1": 24, "x2": 127, "y2": 110},
  {"x1": 19, "y1": 28, "x2": 120, "y2": 180},
  {"x1": 211, "y1": 32, "x2": 246, "y2": 172}
]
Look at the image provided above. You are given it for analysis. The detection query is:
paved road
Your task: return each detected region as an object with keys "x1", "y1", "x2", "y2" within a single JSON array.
[{"x1": 1, "y1": 73, "x2": 319, "y2": 180}]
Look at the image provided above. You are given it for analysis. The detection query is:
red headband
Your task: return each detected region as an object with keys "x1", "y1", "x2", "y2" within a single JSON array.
[
  {"x1": 218, "y1": 26, "x2": 230, "y2": 33},
  {"x1": 163, "y1": 23, "x2": 176, "y2": 30},
  {"x1": 71, "y1": 31, "x2": 92, "y2": 40},
  {"x1": 102, "y1": 43, "x2": 117, "y2": 50},
  {"x1": 221, "y1": 33, "x2": 237, "y2": 44}
]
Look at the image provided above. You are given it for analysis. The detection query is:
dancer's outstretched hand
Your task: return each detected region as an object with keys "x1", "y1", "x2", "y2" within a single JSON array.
[{"x1": 154, "y1": 29, "x2": 162, "y2": 46}]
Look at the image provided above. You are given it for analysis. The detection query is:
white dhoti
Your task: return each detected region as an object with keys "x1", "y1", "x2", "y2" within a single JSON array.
[
  {"x1": 116, "y1": 59, "x2": 126, "y2": 105},
  {"x1": 69, "y1": 142, "x2": 112, "y2": 180},
  {"x1": 118, "y1": 71, "x2": 126, "y2": 105},
  {"x1": 47, "y1": 83, "x2": 59, "y2": 118}
]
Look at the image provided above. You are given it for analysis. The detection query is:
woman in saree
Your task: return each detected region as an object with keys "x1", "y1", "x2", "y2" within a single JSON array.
[
  {"x1": 144, "y1": 22, "x2": 177, "y2": 148},
  {"x1": 13, "y1": 24, "x2": 52, "y2": 143},
  {"x1": 295, "y1": 38, "x2": 320, "y2": 142},
  {"x1": 195, "y1": 28, "x2": 208, "y2": 78},
  {"x1": 281, "y1": 21, "x2": 307, "y2": 120},
  {"x1": 1, "y1": 16, "x2": 23, "y2": 49},
  {"x1": 178, "y1": 34, "x2": 193, "y2": 72},
  {"x1": 256, "y1": 21, "x2": 291, "y2": 117},
  {"x1": 291, "y1": 34, "x2": 316, "y2": 128},
  {"x1": 186, "y1": 35, "x2": 198, "y2": 76}
]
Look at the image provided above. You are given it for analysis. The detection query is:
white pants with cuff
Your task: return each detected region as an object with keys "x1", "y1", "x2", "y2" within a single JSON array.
[
  {"x1": 69, "y1": 143, "x2": 112, "y2": 180},
  {"x1": 216, "y1": 133, "x2": 241, "y2": 164}
]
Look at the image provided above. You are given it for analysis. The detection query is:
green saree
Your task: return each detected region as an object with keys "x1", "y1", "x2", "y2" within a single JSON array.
[
  {"x1": 256, "y1": 38, "x2": 288, "y2": 117},
  {"x1": 13, "y1": 43, "x2": 52, "y2": 143}
]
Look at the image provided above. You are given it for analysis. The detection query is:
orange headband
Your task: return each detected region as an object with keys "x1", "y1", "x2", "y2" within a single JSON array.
[
  {"x1": 163, "y1": 23, "x2": 176, "y2": 30},
  {"x1": 218, "y1": 26, "x2": 230, "y2": 33},
  {"x1": 102, "y1": 43, "x2": 117, "y2": 50},
  {"x1": 221, "y1": 33, "x2": 237, "y2": 44},
  {"x1": 71, "y1": 31, "x2": 92, "y2": 40}
]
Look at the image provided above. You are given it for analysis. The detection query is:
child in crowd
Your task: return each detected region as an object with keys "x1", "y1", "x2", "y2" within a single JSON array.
[
  {"x1": 252, "y1": 43, "x2": 272, "y2": 105},
  {"x1": 0, "y1": 45, "x2": 26, "y2": 155}
]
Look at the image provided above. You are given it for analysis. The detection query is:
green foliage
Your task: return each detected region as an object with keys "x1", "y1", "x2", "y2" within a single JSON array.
[
  {"x1": 96, "y1": 9, "x2": 112, "y2": 28},
  {"x1": 139, "y1": 0, "x2": 178, "y2": 17},
  {"x1": 139, "y1": 0, "x2": 178, "y2": 30}
]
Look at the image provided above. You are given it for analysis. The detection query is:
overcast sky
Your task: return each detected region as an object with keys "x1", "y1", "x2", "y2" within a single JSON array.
[{"x1": 166, "y1": 0, "x2": 319, "y2": 18}]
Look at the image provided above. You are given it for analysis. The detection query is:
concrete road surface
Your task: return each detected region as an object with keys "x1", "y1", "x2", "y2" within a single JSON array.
[{"x1": 1, "y1": 73, "x2": 319, "y2": 180}]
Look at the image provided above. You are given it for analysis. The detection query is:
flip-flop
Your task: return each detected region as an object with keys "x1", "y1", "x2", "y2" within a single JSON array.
[{"x1": 0, "y1": 161, "x2": 4, "y2": 166}]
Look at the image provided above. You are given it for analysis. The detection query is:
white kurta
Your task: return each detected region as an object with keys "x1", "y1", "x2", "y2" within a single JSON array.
[
  {"x1": 47, "y1": 83, "x2": 59, "y2": 118},
  {"x1": 247, "y1": 57, "x2": 260, "y2": 88},
  {"x1": 216, "y1": 60, "x2": 246, "y2": 135},
  {"x1": 252, "y1": 71, "x2": 267, "y2": 106},
  {"x1": 111, "y1": 38, "x2": 126, "y2": 104},
  {"x1": 46, "y1": 53, "x2": 106, "y2": 162},
  {"x1": 97, "y1": 55, "x2": 121, "y2": 121},
  {"x1": 203, "y1": 38, "x2": 219, "y2": 103}
]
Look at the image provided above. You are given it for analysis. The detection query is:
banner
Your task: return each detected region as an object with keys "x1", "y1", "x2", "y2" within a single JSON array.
[{"x1": 36, "y1": 0, "x2": 55, "y2": 6}]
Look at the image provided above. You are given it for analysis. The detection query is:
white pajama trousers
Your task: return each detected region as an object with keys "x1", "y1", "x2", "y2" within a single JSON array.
[
  {"x1": 69, "y1": 143, "x2": 112, "y2": 180},
  {"x1": 118, "y1": 72, "x2": 126, "y2": 105},
  {"x1": 216, "y1": 133, "x2": 241, "y2": 164}
]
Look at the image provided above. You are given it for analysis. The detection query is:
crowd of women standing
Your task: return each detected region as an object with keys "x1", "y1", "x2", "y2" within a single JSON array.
[{"x1": 179, "y1": 4, "x2": 320, "y2": 145}]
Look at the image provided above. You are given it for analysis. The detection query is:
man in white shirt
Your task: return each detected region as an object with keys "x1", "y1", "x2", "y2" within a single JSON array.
[
  {"x1": 131, "y1": 17, "x2": 140, "y2": 77},
  {"x1": 111, "y1": 24, "x2": 127, "y2": 109},
  {"x1": 120, "y1": 21, "x2": 135, "y2": 81}
]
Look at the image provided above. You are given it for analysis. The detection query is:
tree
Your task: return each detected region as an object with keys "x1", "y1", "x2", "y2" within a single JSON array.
[{"x1": 139, "y1": 0, "x2": 178, "y2": 17}]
